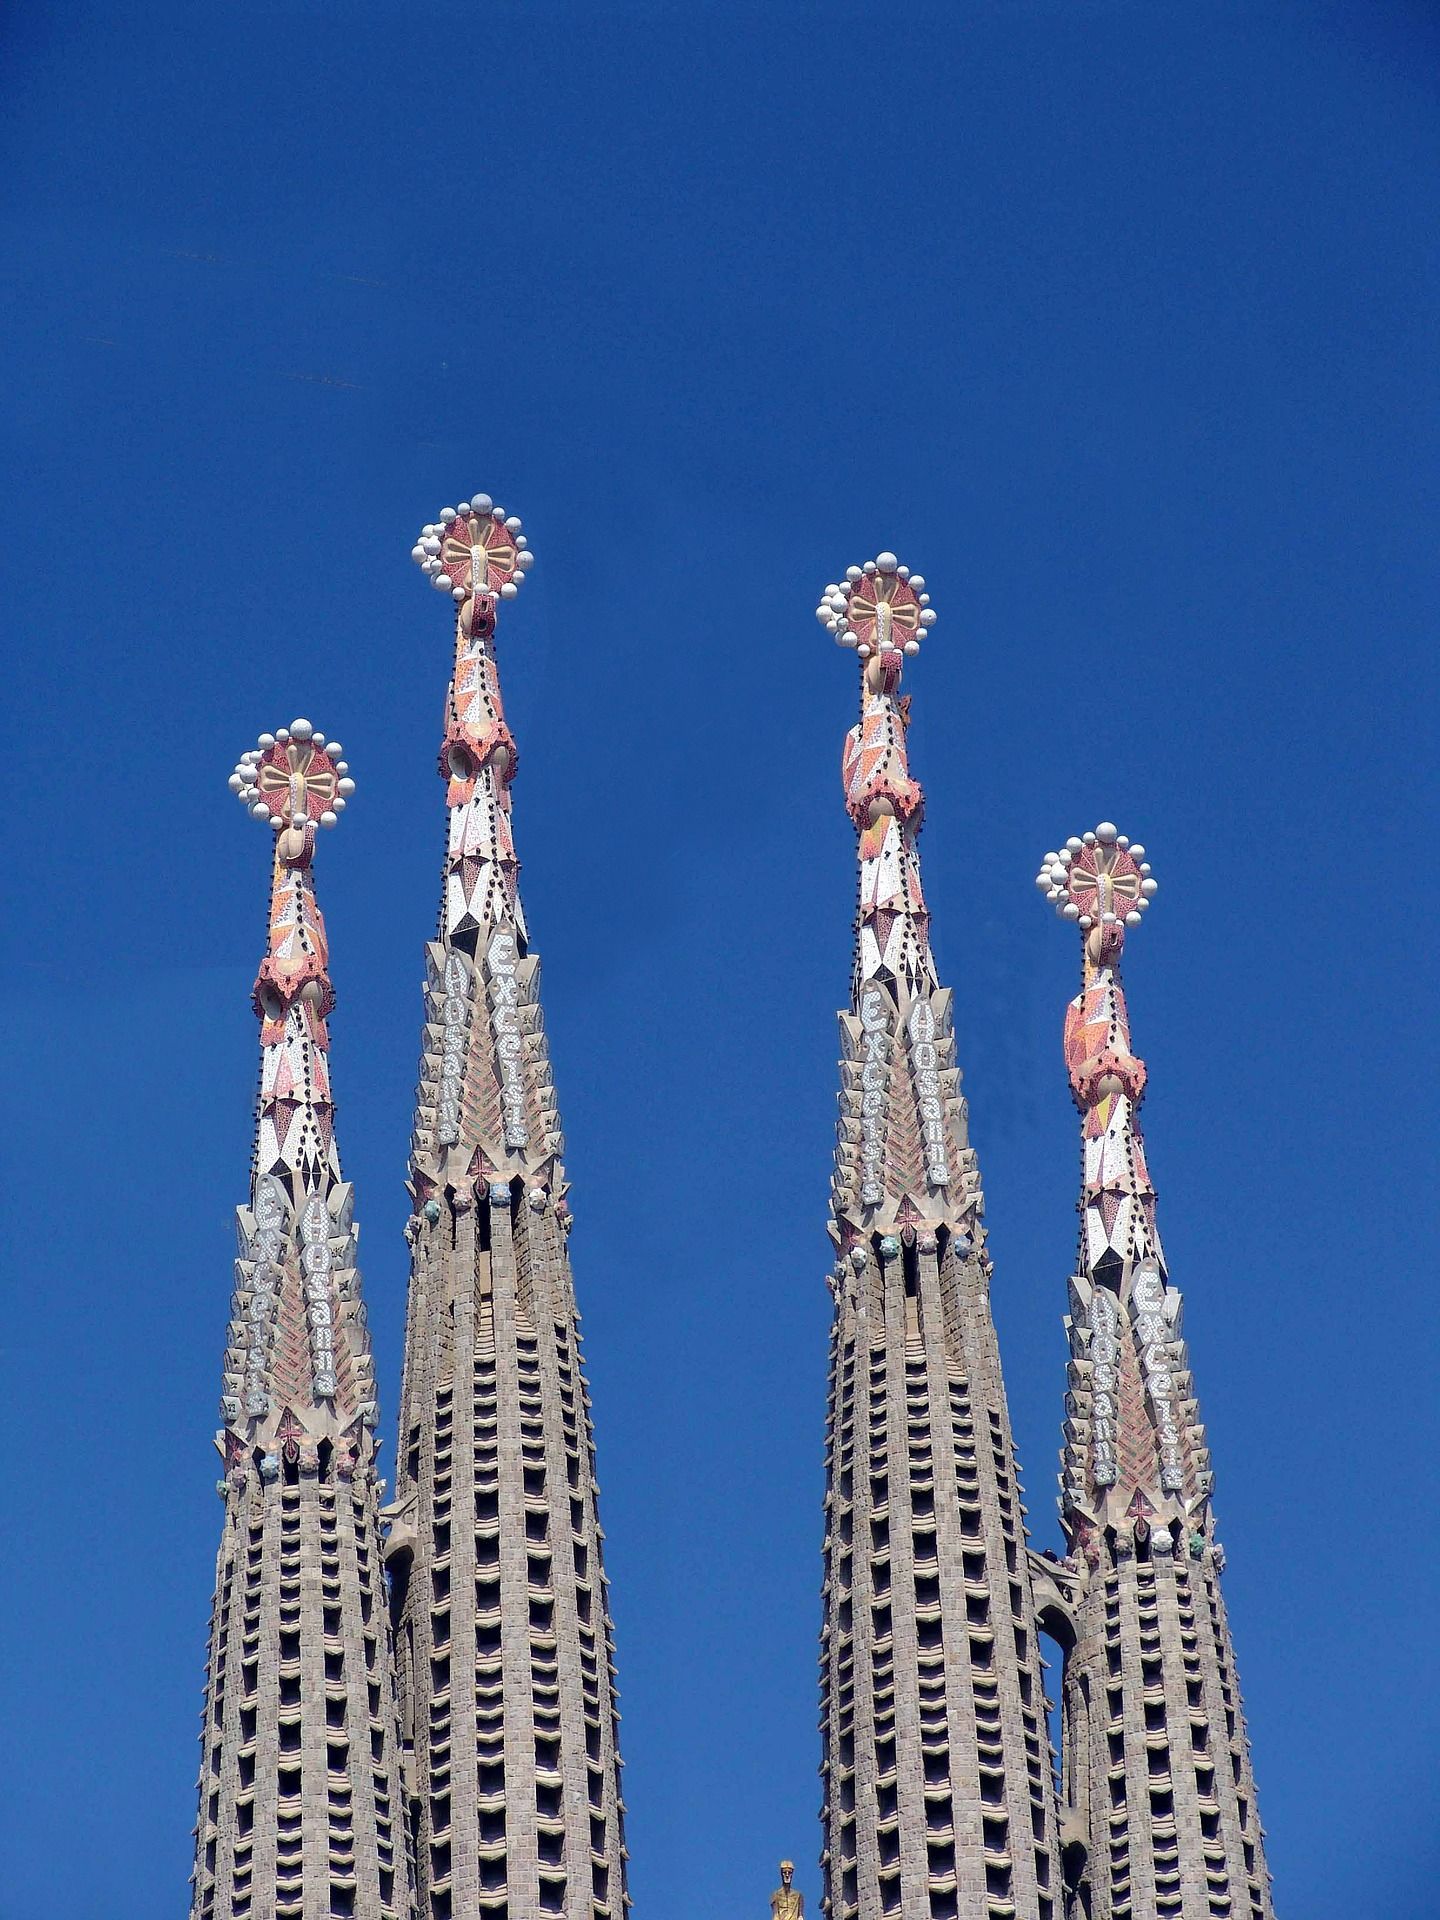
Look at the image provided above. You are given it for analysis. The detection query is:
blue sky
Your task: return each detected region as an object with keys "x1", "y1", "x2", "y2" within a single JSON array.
[{"x1": 2, "y1": 3, "x2": 1437, "y2": 1915}]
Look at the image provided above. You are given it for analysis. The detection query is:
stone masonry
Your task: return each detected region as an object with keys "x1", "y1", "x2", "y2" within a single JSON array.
[
  {"x1": 386, "y1": 499, "x2": 629, "y2": 1920},
  {"x1": 814, "y1": 561, "x2": 1064, "y2": 1920},
  {"x1": 1034, "y1": 829, "x2": 1275, "y2": 1920},
  {"x1": 191, "y1": 724, "x2": 412, "y2": 1920}
]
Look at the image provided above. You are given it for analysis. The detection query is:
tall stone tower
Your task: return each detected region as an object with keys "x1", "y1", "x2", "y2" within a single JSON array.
[
  {"x1": 1034, "y1": 827, "x2": 1275, "y2": 1920},
  {"x1": 386, "y1": 496, "x2": 629, "y2": 1920},
  {"x1": 813, "y1": 561, "x2": 1063, "y2": 1920},
  {"x1": 192, "y1": 724, "x2": 411, "y2": 1920}
]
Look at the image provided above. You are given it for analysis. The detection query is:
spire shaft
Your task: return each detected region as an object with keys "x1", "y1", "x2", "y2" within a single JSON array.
[
  {"x1": 1038, "y1": 825, "x2": 1275, "y2": 1920},
  {"x1": 391, "y1": 498, "x2": 629, "y2": 1920},
  {"x1": 192, "y1": 726, "x2": 411, "y2": 1920},
  {"x1": 815, "y1": 559, "x2": 1063, "y2": 1920}
]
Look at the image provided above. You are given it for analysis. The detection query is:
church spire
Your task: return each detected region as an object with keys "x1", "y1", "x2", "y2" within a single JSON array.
[
  {"x1": 813, "y1": 558, "x2": 1064, "y2": 1920},
  {"x1": 221, "y1": 719, "x2": 373, "y2": 1463},
  {"x1": 192, "y1": 725, "x2": 411, "y2": 1920},
  {"x1": 1037, "y1": 824, "x2": 1275, "y2": 1920},
  {"x1": 406, "y1": 495, "x2": 565, "y2": 1202},
  {"x1": 390, "y1": 497, "x2": 630, "y2": 1920},
  {"x1": 814, "y1": 556, "x2": 977, "y2": 1254}
]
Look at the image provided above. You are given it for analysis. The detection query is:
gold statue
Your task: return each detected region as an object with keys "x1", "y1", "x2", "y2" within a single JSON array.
[{"x1": 771, "y1": 1861, "x2": 804, "y2": 1920}]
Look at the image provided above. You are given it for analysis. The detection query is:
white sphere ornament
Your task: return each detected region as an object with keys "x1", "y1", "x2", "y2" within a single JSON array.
[
  {"x1": 1130, "y1": 844, "x2": 1146, "y2": 860},
  {"x1": 863, "y1": 559, "x2": 877, "y2": 574},
  {"x1": 875, "y1": 551, "x2": 898, "y2": 572},
  {"x1": 471, "y1": 493, "x2": 492, "y2": 513},
  {"x1": 846, "y1": 565, "x2": 863, "y2": 581},
  {"x1": 258, "y1": 733, "x2": 275, "y2": 748},
  {"x1": 516, "y1": 550, "x2": 534, "y2": 568},
  {"x1": 1064, "y1": 902, "x2": 1081, "y2": 919},
  {"x1": 1096, "y1": 821, "x2": 1118, "y2": 843},
  {"x1": 250, "y1": 802, "x2": 270, "y2": 820},
  {"x1": 422, "y1": 535, "x2": 441, "y2": 556},
  {"x1": 1125, "y1": 911, "x2": 1142, "y2": 926},
  {"x1": 432, "y1": 572, "x2": 452, "y2": 592},
  {"x1": 500, "y1": 581, "x2": 518, "y2": 598},
  {"x1": 439, "y1": 507, "x2": 456, "y2": 524},
  {"x1": 903, "y1": 639, "x2": 920, "y2": 655},
  {"x1": 919, "y1": 608, "x2": 937, "y2": 626},
  {"x1": 228, "y1": 773, "x2": 243, "y2": 792},
  {"x1": 909, "y1": 575, "x2": 925, "y2": 590},
  {"x1": 504, "y1": 515, "x2": 522, "y2": 532},
  {"x1": 1141, "y1": 877, "x2": 1158, "y2": 896},
  {"x1": 320, "y1": 811, "x2": 338, "y2": 828},
  {"x1": 337, "y1": 778, "x2": 356, "y2": 797},
  {"x1": 411, "y1": 545, "x2": 426, "y2": 562},
  {"x1": 1034, "y1": 872, "x2": 1051, "y2": 890},
  {"x1": 290, "y1": 718, "x2": 313, "y2": 740}
]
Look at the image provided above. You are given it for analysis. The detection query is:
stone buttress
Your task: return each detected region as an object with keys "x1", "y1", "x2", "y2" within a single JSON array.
[
  {"x1": 1034, "y1": 829, "x2": 1275, "y2": 1920},
  {"x1": 814, "y1": 561, "x2": 1064, "y2": 1920},
  {"x1": 386, "y1": 497, "x2": 629, "y2": 1920},
  {"x1": 192, "y1": 725, "x2": 412, "y2": 1920}
]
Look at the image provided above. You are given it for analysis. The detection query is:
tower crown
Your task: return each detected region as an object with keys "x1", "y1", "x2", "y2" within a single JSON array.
[
  {"x1": 818, "y1": 553, "x2": 981, "y2": 1260},
  {"x1": 402, "y1": 491, "x2": 567, "y2": 1194},
  {"x1": 218, "y1": 721, "x2": 376, "y2": 1445}
]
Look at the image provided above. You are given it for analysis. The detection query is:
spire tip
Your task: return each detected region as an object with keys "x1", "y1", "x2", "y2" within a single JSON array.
[
  {"x1": 1036, "y1": 826, "x2": 1157, "y2": 941},
  {"x1": 231, "y1": 724, "x2": 353, "y2": 846},
  {"x1": 816, "y1": 553, "x2": 935, "y2": 662},
  {"x1": 413, "y1": 492, "x2": 532, "y2": 619}
]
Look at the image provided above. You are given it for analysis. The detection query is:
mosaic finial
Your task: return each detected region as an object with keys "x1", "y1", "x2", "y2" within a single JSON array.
[
  {"x1": 230, "y1": 720, "x2": 353, "y2": 872},
  {"x1": 815, "y1": 552, "x2": 936, "y2": 668},
  {"x1": 411, "y1": 492, "x2": 533, "y2": 639},
  {"x1": 1035, "y1": 823, "x2": 1158, "y2": 961}
]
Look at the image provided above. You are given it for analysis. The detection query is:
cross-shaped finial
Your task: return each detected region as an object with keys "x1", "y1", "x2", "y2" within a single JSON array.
[
  {"x1": 1035, "y1": 823, "x2": 1158, "y2": 938},
  {"x1": 411, "y1": 492, "x2": 534, "y2": 617},
  {"x1": 229, "y1": 720, "x2": 354, "y2": 862},
  {"x1": 815, "y1": 553, "x2": 936, "y2": 664}
]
